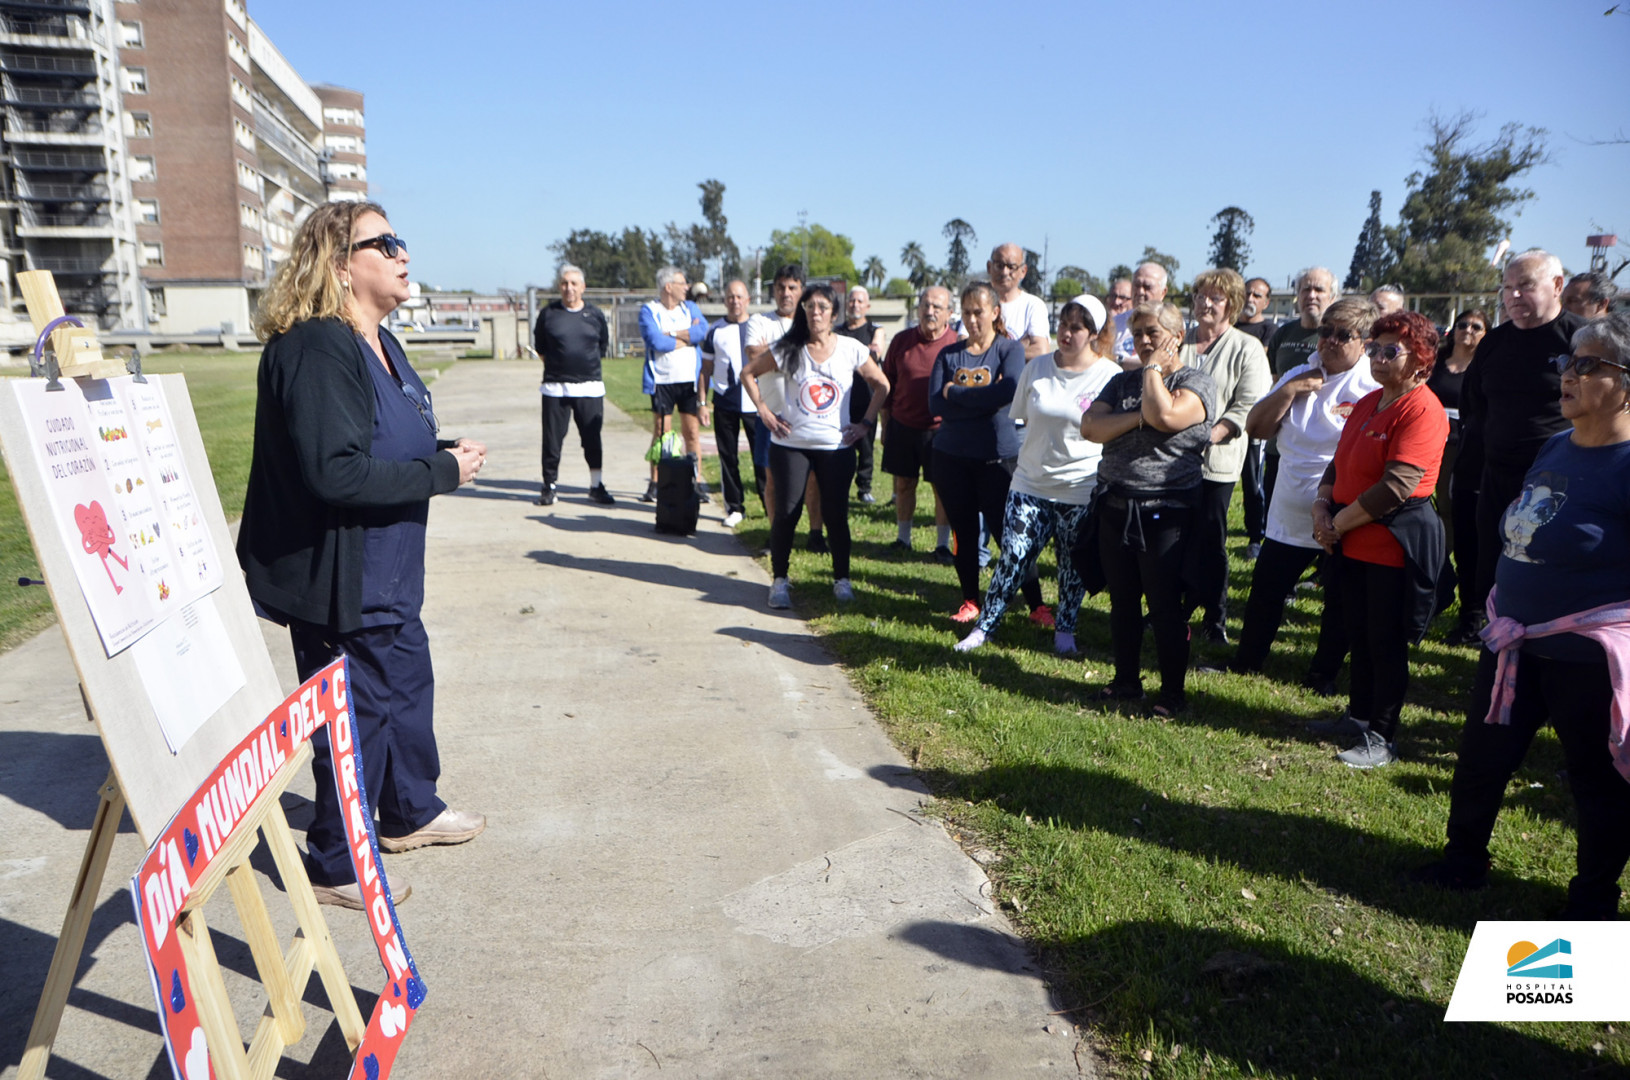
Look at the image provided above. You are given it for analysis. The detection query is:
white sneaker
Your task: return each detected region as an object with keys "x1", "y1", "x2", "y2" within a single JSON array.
[
  {"x1": 833, "y1": 578, "x2": 854, "y2": 602},
  {"x1": 768, "y1": 578, "x2": 791, "y2": 608},
  {"x1": 723, "y1": 510, "x2": 744, "y2": 528}
]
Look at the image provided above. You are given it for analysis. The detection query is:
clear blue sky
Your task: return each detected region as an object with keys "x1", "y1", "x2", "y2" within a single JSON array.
[{"x1": 257, "y1": 0, "x2": 1629, "y2": 293}]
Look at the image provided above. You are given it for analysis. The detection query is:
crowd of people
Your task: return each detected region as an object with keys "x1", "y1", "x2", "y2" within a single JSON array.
[{"x1": 238, "y1": 200, "x2": 1628, "y2": 923}]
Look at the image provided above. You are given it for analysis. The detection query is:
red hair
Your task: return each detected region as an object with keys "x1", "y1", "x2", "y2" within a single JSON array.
[{"x1": 1373, "y1": 310, "x2": 1440, "y2": 381}]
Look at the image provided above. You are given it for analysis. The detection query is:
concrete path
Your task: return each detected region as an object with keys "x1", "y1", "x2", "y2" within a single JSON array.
[{"x1": 1, "y1": 360, "x2": 1088, "y2": 1078}]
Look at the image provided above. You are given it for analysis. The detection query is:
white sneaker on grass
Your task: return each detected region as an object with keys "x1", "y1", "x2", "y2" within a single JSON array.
[
  {"x1": 833, "y1": 578, "x2": 854, "y2": 602},
  {"x1": 723, "y1": 510, "x2": 744, "y2": 528},
  {"x1": 768, "y1": 578, "x2": 791, "y2": 609}
]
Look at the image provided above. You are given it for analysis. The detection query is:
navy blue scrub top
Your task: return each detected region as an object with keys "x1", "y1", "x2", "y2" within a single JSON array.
[{"x1": 357, "y1": 331, "x2": 438, "y2": 626}]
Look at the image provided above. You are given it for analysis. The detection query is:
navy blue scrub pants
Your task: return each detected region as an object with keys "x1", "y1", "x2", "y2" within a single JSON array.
[{"x1": 291, "y1": 616, "x2": 446, "y2": 887}]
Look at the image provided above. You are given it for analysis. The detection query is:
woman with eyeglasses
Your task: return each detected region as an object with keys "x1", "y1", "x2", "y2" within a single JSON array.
[
  {"x1": 1311, "y1": 310, "x2": 1448, "y2": 768},
  {"x1": 1430, "y1": 309, "x2": 1489, "y2": 644},
  {"x1": 742, "y1": 283, "x2": 889, "y2": 608},
  {"x1": 1413, "y1": 312, "x2": 1630, "y2": 916},
  {"x1": 240, "y1": 201, "x2": 488, "y2": 909},
  {"x1": 1081, "y1": 301, "x2": 1218, "y2": 716},
  {"x1": 1221, "y1": 298, "x2": 1379, "y2": 690}
]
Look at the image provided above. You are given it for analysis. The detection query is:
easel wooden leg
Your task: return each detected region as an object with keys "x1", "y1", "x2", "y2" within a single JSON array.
[
  {"x1": 175, "y1": 907, "x2": 253, "y2": 1080},
  {"x1": 17, "y1": 770, "x2": 125, "y2": 1080}
]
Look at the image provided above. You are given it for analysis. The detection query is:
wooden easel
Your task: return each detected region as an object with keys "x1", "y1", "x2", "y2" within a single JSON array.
[{"x1": 3, "y1": 274, "x2": 369, "y2": 1079}]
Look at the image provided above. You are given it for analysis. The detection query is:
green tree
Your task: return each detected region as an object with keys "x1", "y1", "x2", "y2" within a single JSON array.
[
  {"x1": 1140, "y1": 246, "x2": 1181, "y2": 288},
  {"x1": 863, "y1": 255, "x2": 887, "y2": 290},
  {"x1": 1345, "y1": 190, "x2": 1387, "y2": 292},
  {"x1": 942, "y1": 218, "x2": 977, "y2": 287},
  {"x1": 1106, "y1": 263, "x2": 1134, "y2": 286},
  {"x1": 882, "y1": 277, "x2": 915, "y2": 299},
  {"x1": 665, "y1": 179, "x2": 741, "y2": 288},
  {"x1": 1050, "y1": 277, "x2": 1082, "y2": 302},
  {"x1": 764, "y1": 223, "x2": 859, "y2": 283},
  {"x1": 1053, "y1": 265, "x2": 1105, "y2": 298},
  {"x1": 549, "y1": 227, "x2": 668, "y2": 289},
  {"x1": 1207, "y1": 207, "x2": 1254, "y2": 272},
  {"x1": 900, "y1": 241, "x2": 935, "y2": 289},
  {"x1": 1382, "y1": 111, "x2": 1549, "y2": 293}
]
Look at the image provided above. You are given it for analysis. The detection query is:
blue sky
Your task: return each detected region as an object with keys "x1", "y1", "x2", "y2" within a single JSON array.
[{"x1": 257, "y1": 0, "x2": 1630, "y2": 293}]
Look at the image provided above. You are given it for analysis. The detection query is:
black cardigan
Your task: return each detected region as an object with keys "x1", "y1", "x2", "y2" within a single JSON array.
[{"x1": 236, "y1": 318, "x2": 460, "y2": 634}]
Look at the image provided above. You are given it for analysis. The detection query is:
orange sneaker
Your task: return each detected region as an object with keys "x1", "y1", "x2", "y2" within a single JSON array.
[
  {"x1": 1028, "y1": 604, "x2": 1056, "y2": 629},
  {"x1": 951, "y1": 600, "x2": 980, "y2": 623}
]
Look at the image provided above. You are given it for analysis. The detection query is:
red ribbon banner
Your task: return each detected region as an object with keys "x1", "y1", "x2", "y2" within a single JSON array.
[{"x1": 129, "y1": 657, "x2": 424, "y2": 1080}]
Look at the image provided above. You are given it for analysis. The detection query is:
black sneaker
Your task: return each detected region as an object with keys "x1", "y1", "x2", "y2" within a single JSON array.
[
  {"x1": 807, "y1": 531, "x2": 828, "y2": 554},
  {"x1": 1407, "y1": 858, "x2": 1490, "y2": 892},
  {"x1": 639, "y1": 481, "x2": 657, "y2": 503},
  {"x1": 933, "y1": 545, "x2": 954, "y2": 565},
  {"x1": 588, "y1": 484, "x2": 615, "y2": 505},
  {"x1": 534, "y1": 485, "x2": 557, "y2": 506}
]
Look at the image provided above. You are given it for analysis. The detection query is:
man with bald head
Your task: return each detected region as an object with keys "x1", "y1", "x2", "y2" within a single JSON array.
[
  {"x1": 1260, "y1": 266, "x2": 1338, "y2": 505},
  {"x1": 987, "y1": 243, "x2": 1051, "y2": 359},
  {"x1": 1113, "y1": 261, "x2": 1169, "y2": 367},
  {"x1": 881, "y1": 286, "x2": 956, "y2": 556}
]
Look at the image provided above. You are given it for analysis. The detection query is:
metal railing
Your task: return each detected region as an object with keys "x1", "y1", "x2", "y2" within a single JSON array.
[
  {"x1": 2, "y1": 83, "x2": 97, "y2": 106},
  {"x1": 0, "y1": 52, "x2": 95, "y2": 75},
  {"x1": 252, "y1": 101, "x2": 320, "y2": 178},
  {"x1": 18, "y1": 207, "x2": 110, "y2": 227},
  {"x1": 0, "y1": 0, "x2": 93, "y2": 11},
  {"x1": 0, "y1": 15, "x2": 82, "y2": 38},
  {"x1": 15, "y1": 178, "x2": 108, "y2": 200},
  {"x1": 28, "y1": 256, "x2": 107, "y2": 274},
  {"x1": 5, "y1": 107, "x2": 98, "y2": 134},
  {"x1": 12, "y1": 147, "x2": 102, "y2": 169}
]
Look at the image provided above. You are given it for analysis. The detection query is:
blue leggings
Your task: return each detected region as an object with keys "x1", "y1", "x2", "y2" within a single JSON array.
[{"x1": 977, "y1": 490, "x2": 1092, "y2": 634}]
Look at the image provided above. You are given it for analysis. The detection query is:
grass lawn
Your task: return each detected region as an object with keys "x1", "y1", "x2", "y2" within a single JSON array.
[
  {"x1": 605, "y1": 352, "x2": 1628, "y2": 1079},
  {"x1": 0, "y1": 348, "x2": 455, "y2": 652}
]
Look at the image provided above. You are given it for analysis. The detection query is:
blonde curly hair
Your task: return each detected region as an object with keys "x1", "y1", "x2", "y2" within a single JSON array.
[{"x1": 253, "y1": 200, "x2": 387, "y2": 340}]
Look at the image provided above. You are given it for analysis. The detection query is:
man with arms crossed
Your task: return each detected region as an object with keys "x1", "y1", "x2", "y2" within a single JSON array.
[
  {"x1": 987, "y1": 243, "x2": 1051, "y2": 359},
  {"x1": 881, "y1": 287, "x2": 956, "y2": 559},
  {"x1": 638, "y1": 265, "x2": 710, "y2": 502}
]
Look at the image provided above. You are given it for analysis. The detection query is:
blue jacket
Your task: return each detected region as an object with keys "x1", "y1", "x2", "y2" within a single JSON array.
[{"x1": 639, "y1": 299, "x2": 708, "y2": 394}]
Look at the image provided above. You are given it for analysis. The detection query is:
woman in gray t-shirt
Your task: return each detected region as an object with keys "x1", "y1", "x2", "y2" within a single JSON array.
[{"x1": 1081, "y1": 302, "x2": 1218, "y2": 716}]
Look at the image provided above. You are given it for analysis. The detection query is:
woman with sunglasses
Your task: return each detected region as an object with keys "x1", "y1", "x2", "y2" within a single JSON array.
[
  {"x1": 240, "y1": 201, "x2": 488, "y2": 908},
  {"x1": 1430, "y1": 309, "x2": 1489, "y2": 644},
  {"x1": 1414, "y1": 313, "x2": 1630, "y2": 915},
  {"x1": 1311, "y1": 310, "x2": 1448, "y2": 768},
  {"x1": 1081, "y1": 301, "x2": 1218, "y2": 716},
  {"x1": 1221, "y1": 298, "x2": 1379, "y2": 689}
]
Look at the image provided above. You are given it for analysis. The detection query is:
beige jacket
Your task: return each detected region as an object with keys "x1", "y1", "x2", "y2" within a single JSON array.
[{"x1": 1181, "y1": 324, "x2": 1271, "y2": 483}]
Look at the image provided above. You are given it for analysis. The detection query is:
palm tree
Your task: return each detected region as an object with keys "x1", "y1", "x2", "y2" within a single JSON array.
[
  {"x1": 942, "y1": 218, "x2": 977, "y2": 287},
  {"x1": 900, "y1": 241, "x2": 931, "y2": 289},
  {"x1": 863, "y1": 255, "x2": 887, "y2": 290}
]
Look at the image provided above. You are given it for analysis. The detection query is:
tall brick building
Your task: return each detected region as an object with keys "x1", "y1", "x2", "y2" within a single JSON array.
[{"x1": 0, "y1": 0, "x2": 364, "y2": 335}]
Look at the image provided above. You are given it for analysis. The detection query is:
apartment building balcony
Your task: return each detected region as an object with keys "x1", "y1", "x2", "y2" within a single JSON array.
[
  {"x1": 0, "y1": 51, "x2": 95, "y2": 77},
  {"x1": 253, "y1": 99, "x2": 321, "y2": 184},
  {"x1": 5, "y1": 106, "x2": 100, "y2": 143},
  {"x1": 16, "y1": 203, "x2": 111, "y2": 236},
  {"x1": 28, "y1": 254, "x2": 108, "y2": 275},
  {"x1": 0, "y1": 12, "x2": 93, "y2": 45},
  {"x1": 11, "y1": 147, "x2": 104, "y2": 171},
  {"x1": 0, "y1": 1, "x2": 94, "y2": 13},
  {"x1": 14, "y1": 177, "x2": 108, "y2": 201},
  {"x1": 0, "y1": 81, "x2": 96, "y2": 108}
]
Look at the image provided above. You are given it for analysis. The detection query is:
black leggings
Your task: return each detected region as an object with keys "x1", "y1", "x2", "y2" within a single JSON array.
[
  {"x1": 1234, "y1": 538, "x2": 1347, "y2": 678},
  {"x1": 770, "y1": 443, "x2": 856, "y2": 579},
  {"x1": 1099, "y1": 500, "x2": 1193, "y2": 702},
  {"x1": 933, "y1": 451, "x2": 1017, "y2": 601},
  {"x1": 1334, "y1": 553, "x2": 1409, "y2": 739}
]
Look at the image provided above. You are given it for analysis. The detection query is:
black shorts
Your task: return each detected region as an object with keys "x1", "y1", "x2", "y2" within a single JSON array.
[
  {"x1": 650, "y1": 382, "x2": 701, "y2": 417},
  {"x1": 881, "y1": 419, "x2": 936, "y2": 482}
]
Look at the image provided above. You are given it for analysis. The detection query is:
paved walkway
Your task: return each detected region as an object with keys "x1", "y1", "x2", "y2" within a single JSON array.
[{"x1": 0, "y1": 360, "x2": 1087, "y2": 1078}]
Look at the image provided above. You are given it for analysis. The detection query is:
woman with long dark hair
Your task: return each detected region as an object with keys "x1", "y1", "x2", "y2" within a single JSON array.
[
  {"x1": 928, "y1": 281, "x2": 1031, "y2": 622},
  {"x1": 742, "y1": 283, "x2": 889, "y2": 608},
  {"x1": 1431, "y1": 308, "x2": 1489, "y2": 644}
]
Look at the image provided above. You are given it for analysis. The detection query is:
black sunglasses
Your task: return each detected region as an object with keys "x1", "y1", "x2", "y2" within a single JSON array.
[
  {"x1": 1552, "y1": 353, "x2": 1630, "y2": 378},
  {"x1": 401, "y1": 382, "x2": 438, "y2": 434},
  {"x1": 1318, "y1": 325, "x2": 1360, "y2": 344},
  {"x1": 352, "y1": 234, "x2": 407, "y2": 258},
  {"x1": 1456, "y1": 322, "x2": 1486, "y2": 332}
]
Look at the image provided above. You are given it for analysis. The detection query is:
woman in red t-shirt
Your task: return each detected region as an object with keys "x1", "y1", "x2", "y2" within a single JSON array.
[{"x1": 1311, "y1": 311, "x2": 1449, "y2": 768}]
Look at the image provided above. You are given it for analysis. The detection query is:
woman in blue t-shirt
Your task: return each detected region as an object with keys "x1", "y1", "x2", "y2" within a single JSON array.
[{"x1": 1413, "y1": 312, "x2": 1630, "y2": 917}]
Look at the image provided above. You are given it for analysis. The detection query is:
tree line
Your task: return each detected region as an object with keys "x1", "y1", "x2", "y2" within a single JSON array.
[{"x1": 549, "y1": 114, "x2": 1556, "y2": 301}]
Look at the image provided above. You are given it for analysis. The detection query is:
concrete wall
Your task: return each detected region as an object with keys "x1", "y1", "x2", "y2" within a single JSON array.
[{"x1": 152, "y1": 284, "x2": 253, "y2": 336}]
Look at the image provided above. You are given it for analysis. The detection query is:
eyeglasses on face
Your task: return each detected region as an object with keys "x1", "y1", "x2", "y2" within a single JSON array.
[
  {"x1": 994, "y1": 261, "x2": 1025, "y2": 272},
  {"x1": 352, "y1": 234, "x2": 407, "y2": 258},
  {"x1": 1552, "y1": 352, "x2": 1630, "y2": 378},
  {"x1": 1318, "y1": 325, "x2": 1360, "y2": 344},
  {"x1": 1365, "y1": 343, "x2": 1408, "y2": 361}
]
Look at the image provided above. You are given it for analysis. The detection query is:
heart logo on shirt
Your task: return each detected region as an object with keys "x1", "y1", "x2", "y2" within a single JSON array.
[
  {"x1": 801, "y1": 379, "x2": 840, "y2": 415},
  {"x1": 1330, "y1": 401, "x2": 1355, "y2": 419}
]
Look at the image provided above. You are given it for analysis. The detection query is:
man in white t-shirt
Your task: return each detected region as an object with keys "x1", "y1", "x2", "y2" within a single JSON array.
[
  {"x1": 638, "y1": 265, "x2": 709, "y2": 501},
  {"x1": 701, "y1": 279, "x2": 760, "y2": 526},
  {"x1": 746, "y1": 264, "x2": 827, "y2": 548},
  {"x1": 1107, "y1": 276, "x2": 1133, "y2": 361},
  {"x1": 987, "y1": 243, "x2": 1051, "y2": 359},
  {"x1": 1113, "y1": 261, "x2": 1169, "y2": 368}
]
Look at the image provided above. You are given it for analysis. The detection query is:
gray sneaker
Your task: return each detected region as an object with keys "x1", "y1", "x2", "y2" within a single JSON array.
[
  {"x1": 1337, "y1": 729, "x2": 1397, "y2": 769},
  {"x1": 1307, "y1": 710, "x2": 1365, "y2": 738},
  {"x1": 768, "y1": 578, "x2": 791, "y2": 609},
  {"x1": 833, "y1": 578, "x2": 854, "y2": 602}
]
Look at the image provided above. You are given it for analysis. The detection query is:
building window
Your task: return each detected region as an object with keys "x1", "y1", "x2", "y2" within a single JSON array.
[
  {"x1": 242, "y1": 243, "x2": 262, "y2": 269},
  {"x1": 122, "y1": 67, "x2": 147, "y2": 94},
  {"x1": 227, "y1": 32, "x2": 248, "y2": 70},
  {"x1": 232, "y1": 118, "x2": 254, "y2": 151},
  {"x1": 125, "y1": 112, "x2": 152, "y2": 138},
  {"x1": 236, "y1": 159, "x2": 258, "y2": 190},
  {"x1": 230, "y1": 76, "x2": 251, "y2": 109},
  {"x1": 140, "y1": 242, "x2": 163, "y2": 267},
  {"x1": 136, "y1": 198, "x2": 159, "y2": 223},
  {"x1": 239, "y1": 202, "x2": 260, "y2": 230},
  {"x1": 130, "y1": 156, "x2": 155, "y2": 181},
  {"x1": 223, "y1": 0, "x2": 247, "y2": 30},
  {"x1": 146, "y1": 286, "x2": 166, "y2": 319},
  {"x1": 118, "y1": 20, "x2": 143, "y2": 47},
  {"x1": 324, "y1": 134, "x2": 356, "y2": 154},
  {"x1": 323, "y1": 106, "x2": 364, "y2": 129}
]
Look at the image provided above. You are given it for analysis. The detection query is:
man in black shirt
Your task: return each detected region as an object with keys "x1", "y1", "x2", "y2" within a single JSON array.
[
  {"x1": 1234, "y1": 276, "x2": 1276, "y2": 553},
  {"x1": 1454, "y1": 249, "x2": 1584, "y2": 635},
  {"x1": 834, "y1": 285, "x2": 884, "y2": 503},
  {"x1": 534, "y1": 264, "x2": 613, "y2": 505}
]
